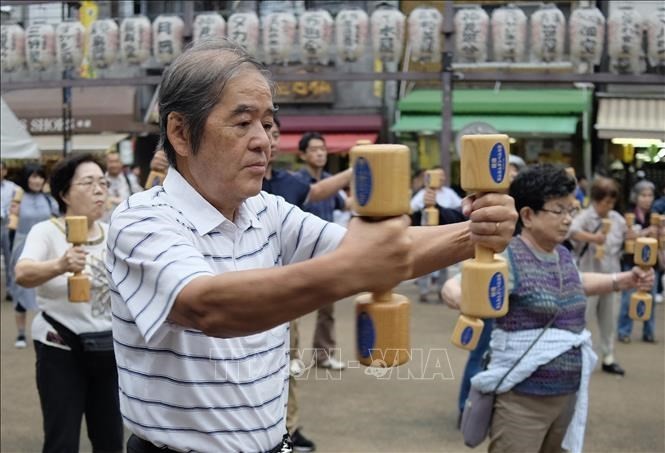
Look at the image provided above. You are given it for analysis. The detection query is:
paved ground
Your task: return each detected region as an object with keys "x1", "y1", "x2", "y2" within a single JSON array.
[{"x1": 1, "y1": 270, "x2": 664, "y2": 452}]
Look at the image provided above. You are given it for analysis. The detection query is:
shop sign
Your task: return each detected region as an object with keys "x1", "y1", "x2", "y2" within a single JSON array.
[{"x1": 274, "y1": 80, "x2": 334, "y2": 104}]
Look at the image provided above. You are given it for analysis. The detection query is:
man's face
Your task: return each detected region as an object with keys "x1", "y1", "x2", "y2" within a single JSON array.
[
  {"x1": 300, "y1": 138, "x2": 327, "y2": 170},
  {"x1": 106, "y1": 153, "x2": 123, "y2": 176},
  {"x1": 269, "y1": 123, "x2": 280, "y2": 164},
  {"x1": 184, "y1": 69, "x2": 274, "y2": 206}
]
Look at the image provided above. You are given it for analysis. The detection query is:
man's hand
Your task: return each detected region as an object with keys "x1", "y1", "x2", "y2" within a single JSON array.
[
  {"x1": 150, "y1": 149, "x2": 169, "y2": 172},
  {"x1": 339, "y1": 215, "x2": 413, "y2": 294},
  {"x1": 423, "y1": 188, "x2": 437, "y2": 208},
  {"x1": 462, "y1": 193, "x2": 518, "y2": 253},
  {"x1": 591, "y1": 231, "x2": 607, "y2": 245}
]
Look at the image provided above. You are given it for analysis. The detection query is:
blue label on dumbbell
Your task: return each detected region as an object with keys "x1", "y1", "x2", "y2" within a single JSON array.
[
  {"x1": 637, "y1": 300, "x2": 646, "y2": 318},
  {"x1": 489, "y1": 143, "x2": 506, "y2": 184},
  {"x1": 488, "y1": 272, "x2": 505, "y2": 311},
  {"x1": 357, "y1": 312, "x2": 376, "y2": 359},
  {"x1": 354, "y1": 157, "x2": 372, "y2": 207},
  {"x1": 641, "y1": 246, "x2": 651, "y2": 263},
  {"x1": 461, "y1": 326, "x2": 474, "y2": 346}
]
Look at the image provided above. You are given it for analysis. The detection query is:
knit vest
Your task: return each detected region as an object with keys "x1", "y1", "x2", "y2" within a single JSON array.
[{"x1": 498, "y1": 236, "x2": 586, "y2": 396}]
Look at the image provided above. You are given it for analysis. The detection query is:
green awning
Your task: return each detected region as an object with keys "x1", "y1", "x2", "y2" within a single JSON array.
[
  {"x1": 398, "y1": 89, "x2": 592, "y2": 114},
  {"x1": 392, "y1": 115, "x2": 579, "y2": 136}
]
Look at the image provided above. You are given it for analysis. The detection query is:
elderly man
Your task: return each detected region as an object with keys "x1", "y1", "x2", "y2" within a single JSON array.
[{"x1": 107, "y1": 37, "x2": 517, "y2": 453}]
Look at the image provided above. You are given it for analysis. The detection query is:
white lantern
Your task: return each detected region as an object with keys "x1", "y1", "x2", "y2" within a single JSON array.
[
  {"x1": 408, "y1": 7, "x2": 442, "y2": 63},
  {"x1": 193, "y1": 13, "x2": 226, "y2": 43},
  {"x1": 608, "y1": 6, "x2": 643, "y2": 74},
  {"x1": 530, "y1": 4, "x2": 565, "y2": 63},
  {"x1": 299, "y1": 10, "x2": 334, "y2": 65},
  {"x1": 491, "y1": 5, "x2": 527, "y2": 62},
  {"x1": 263, "y1": 12, "x2": 296, "y2": 65},
  {"x1": 371, "y1": 8, "x2": 405, "y2": 63},
  {"x1": 647, "y1": 6, "x2": 665, "y2": 67},
  {"x1": 56, "y1": 20, "x2": 85, "y2": 69},
  {"x1": 569, "y1": 6, "x2": 605, "y2": 66},
  {"x1": 25, "y1": 24, "x2": 55, "y2": 71},
  {"x1": 227, "y1": 12, "x2": 260, "y2": 56},
  {"x1": 88, "y1": 19, "x2": 118, "y2": 69},
  {"x1": 454, "y1": 6, "x2": 489, "y2": 63},
  {"x1": 335, "y1": 9, "x2": 368, "y2": 63},
  {"x1": 1, "y1": 24, "x2": 26, "y2": 72},
  {"x1": 153, "y1": 15, "x2": 184, "y2": 65},
  {"x1": 120, "y1": 16, "x2": 151, "y2": 65}
]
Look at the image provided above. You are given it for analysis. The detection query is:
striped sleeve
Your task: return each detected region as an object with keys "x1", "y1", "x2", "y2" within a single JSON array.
[{"x1": 106, "y1": 206, "x2": 214, "y2": 342}]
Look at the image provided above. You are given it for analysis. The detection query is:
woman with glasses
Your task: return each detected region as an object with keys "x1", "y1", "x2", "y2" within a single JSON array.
[
  {"x1": 9, "y1": 163, "x2": 59, "y2": 349},
  {"x1": 442, "y1": 165, "x2": 653, "y2": 453},
  {"x1": 569, "y1": 176, "x2": 627, "y2": 375},
  {"x1": 14, "y1": 154, "x2": 122, "y2": 453}
]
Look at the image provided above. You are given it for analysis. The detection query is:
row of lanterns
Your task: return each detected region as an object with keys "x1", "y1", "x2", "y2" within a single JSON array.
[{"x1": 1, "y1": 4, "x2": 664, "y2": 73}]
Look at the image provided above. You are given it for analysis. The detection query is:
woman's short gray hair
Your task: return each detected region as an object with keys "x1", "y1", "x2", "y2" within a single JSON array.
[
  {"x1": 630, "y1": 179, "x2": 656, "y2": 204},
  {"x1": 157, "y1": 37, "x2": 274, "y2": 168}
]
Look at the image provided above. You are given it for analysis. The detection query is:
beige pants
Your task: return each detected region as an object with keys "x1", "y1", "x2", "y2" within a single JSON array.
[
  {"x1": 489, "y1": 390, "x2": 577, "y2": 453},
  {"x1": 313, "y1": 303, "x2": 337, "y2": 362},
  {"x1": 586, "y1": 292, "x2": 617, "y2": 363}
]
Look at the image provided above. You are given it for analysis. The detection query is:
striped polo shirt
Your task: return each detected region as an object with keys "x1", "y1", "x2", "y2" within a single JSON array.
[{"x1": 106, "y1": 169, "x2": 346, "y2": 452}]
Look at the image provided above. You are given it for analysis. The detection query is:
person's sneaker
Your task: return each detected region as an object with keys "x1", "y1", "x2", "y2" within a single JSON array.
[
  {"x1": 655, "y1": 294, "x2": 663, "y2": 304},
  {"x1": 291, "y1": 428, "x2": 316, "y2": 452},
  {"x1": 5, "y1": 293, "x2": 12, "y2": 302},
  {"x1": 618, "y1": 335, "x2": 631, "y2": 344},
  {"x1": 602, "y1": 362, "x2": 625, "y2": 376},
  {"x1": 418, "y1": 294, "x2": 429, "y2": 303},
  {"x1": 316, "y1": 356, "x2": 346, "y2": 370},
  {"x1": 289, "y1": 359, "x2": 306, "y2": 376},
  {"x1": 14, "y1": 335, "x2": 27, "y2": 349}
]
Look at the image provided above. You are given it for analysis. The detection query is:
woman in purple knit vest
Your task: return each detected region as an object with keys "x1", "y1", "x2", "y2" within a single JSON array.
[{"x1": 442, "y1": 164, "x2": 653, "y2": 453}]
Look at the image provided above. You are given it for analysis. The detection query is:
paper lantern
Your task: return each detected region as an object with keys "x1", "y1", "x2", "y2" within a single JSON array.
[
  {"x1": 153, "y1": 15, "x2": 184, "y2": 65},
  {"x1": 569, "y1": 6, "x2": 605, "y2": 65},
  {"x1": 88, "y1": 19, "x2": 119, "y2": 69},
  {"x1": 530, "y1": 4, "x2": 565, "y2": 62},
  {"x1": 491, "y1": 5, "x2": 527, "y2": 62},
  {"x1": 299, "y1": 10, "x2": 334, "y2": 65},
  {"x1": 454, "y1": 6, "x2": 489, "y2": 63},
  {"x1": 646, "y1": 6, "x2": 665, "y2": 67},
  {"x1": 371, "y1": 8, "x2": 405, "y2": 63},
  {"x1": 25, "y1": 24, "x2": 55, "y2": 71},
  {"x1": 608, "y1": 6, "x2": 643, "y2": 74},
  {"x1": 227, "y1": 12, "x2": 259, "y2": 56},
  {"x1": 336, "y1": 9, "x2": 368, "y2": 62},
  {"x1": 193, "y1": 13, "x2": 226, "y2": 43},
  {"x1": 408, "y1": 7, "x2": 442, "y2": 63},
  {"x1": 120, "y1": 16, "x2": 151, "y2": 65},
  {"x1": 56, "y1": 20, "x2": 85, "y2": 69},
  {"x1": 1, "y1": 24, "x2": 26, "y2": 72},
  {"x1": 263, "y1": 12, "x2": 296, "y2": 65}
]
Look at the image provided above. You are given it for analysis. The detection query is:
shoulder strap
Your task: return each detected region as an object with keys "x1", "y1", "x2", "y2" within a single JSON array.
[{"x1": 123, "y1": 172, "x2": 135, "y2": 195}]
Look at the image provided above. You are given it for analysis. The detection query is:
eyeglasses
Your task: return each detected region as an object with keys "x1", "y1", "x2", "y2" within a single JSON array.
[
  {"x1": 72, "y1": 178, "x2": 110, "y2": 191},
  {"x1": 541, "y1": 206, "x2": 580, "y2": 218}
]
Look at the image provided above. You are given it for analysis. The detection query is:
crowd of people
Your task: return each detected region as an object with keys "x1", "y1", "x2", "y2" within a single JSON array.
[{"x1": 0, "y1": 37, "x2": 662, "y2": 453}]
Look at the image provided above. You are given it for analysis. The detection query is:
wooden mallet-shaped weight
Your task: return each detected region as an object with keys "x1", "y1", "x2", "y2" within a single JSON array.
[
  {"x1": 629, "y1": 237, "x2": 658, "y2": 321},
  {"x1": 351, "y1": 144, "x2": 412, "y2": 367},
  {"x1": 66, "y1": 216, "x2": 91, "y2": 302},
  {"x1": 624, "y1": 213, "x2": 636, "y2": 254},
  {"x1": 594, "y1": 218, "x2": 612, "y2": 260},
  {"x1": 144, "y1": 170, "x2": 166, "y2": 190},
  {"x1": 422, "y1": 169, "x2": 444, "y2": 226},
  {"x1": 451, "y1": 134, "x2": 511, "y2": 351}
]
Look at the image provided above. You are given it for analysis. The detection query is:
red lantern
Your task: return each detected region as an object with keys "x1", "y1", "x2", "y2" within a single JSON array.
[
  {"x1": 569, "y1": 6, "x2": 605, "y2": 66},
  {"x1": 530, "y1": 4, "x2": 565, "y2": 63},
  {"x1": 121, "y1": 16, "x2": 151, "y2": 65},
  {"x1": 263, "y1": 12, "x2": 296, "y2": 65},
  {"x1": 408, "y1": 7, "x2": 442, "y2": 63},
  {"x1": 647, "y1": 6, "x2": 665, "y2": 67},
  {"x1": 1, "y1": 24, "x2": 26, "y2": 72},
  {"x1": 491, "y1": 5, "x2": 527, "y2": 62},
  {"x1": 153, "y1": 15, "x2": 184, "y2": 65},
  {"x1": 299, "y1": 10, "x2": 334, "y2": 65},
  {"x1": 56, "y1": 20, "x2": 85, "y2": 69},
  {"x1": 88, "y1": 19, "x2": 119, "y2": 69},
  {"x1": 455, "y1": 6, "x2": 489, "y2": 63},
  {"x1": 371, "y1": 8, "x2": 405, "y2": 63},
  {"x1": 25, "y1": 24, "x2": 55, "y2": 71},
  {"x1": 227, "y1": 12, "x2": 259, "y2": 56},
  {"x1": 336, "y1": 9, "x2": 368, "y2": 63},
  {"x1": 608, "y1": 5, "x2": 643, "y2": 74},
  {"x1": 193, "y1": 13, "x2": 226, "y2": 43}
]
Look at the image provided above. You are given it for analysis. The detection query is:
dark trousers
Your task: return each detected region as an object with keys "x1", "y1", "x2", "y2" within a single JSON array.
[
  {"x1": 35, "y1": 341, "x2": 123, "y2": 453},
  {"x1": 127, "y1": 433, "x2": 293, "y2": 453}
]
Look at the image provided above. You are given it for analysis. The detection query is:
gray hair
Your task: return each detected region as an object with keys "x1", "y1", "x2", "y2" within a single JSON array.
[
  {"x1": 630, "y1": 179, "x2": 656, "y2": 204},
  {"x1": 157, "y1": 37, "x2": 274, "y2": 168}
]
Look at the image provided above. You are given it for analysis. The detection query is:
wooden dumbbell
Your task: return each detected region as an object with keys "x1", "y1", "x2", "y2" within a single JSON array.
[
  {"x1": 629, "y1": 237, "x2": 658, "y2": 321},
  {"x1": 144, "y1": 170, "x2": 166, "y2": 190},
  {"x1": 7, "y1": 187, "x2": 24, "y2": 230},
  {"x1": 451, "y1": 134, "x2": 511, "y2": 351},
  {"x1": 624, "y1": 213, "x2": 635, "y2": 254},
  {"x1": 351, "y1": 144, "x2": 411, "y2": 367},
  {"x1": 65, "y1": 216, "x2": 91, "y2": 303},
  {"x1": 594, "y1": 218, "x2": 612, "y2": 260},
  {"x1": 422, "y1": 169, "x2": 444, "y2": 226}
]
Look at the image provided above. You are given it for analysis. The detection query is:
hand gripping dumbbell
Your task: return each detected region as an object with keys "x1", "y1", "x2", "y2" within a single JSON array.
[
  {"x1": 629, "y1": 237, "x2": 658, "y2": 321},
  {"x1": 351, "y1": 144, "x2": 411, "y2": 367},
  {"x1": 66, "y1": 216, "x2": 91, "y2": 302},
  {"x1": 7, "y1": 187, "x2": 24, "y2": 230},
  {"x1": 451, "y1": 134, "x2": 511, "y2": 351},
  {"x1": 144, "y1": 170, "x2": 166, "y2": 190},
  {"x1": 624, "y1": 213, "x2": 635, "y2": 254},
  {"x1": 594, "y1": 219, "x2": 612, "y2": 260},
  {"x1": 422, "y1": 169, "x2": 444, "y2": 226}
]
